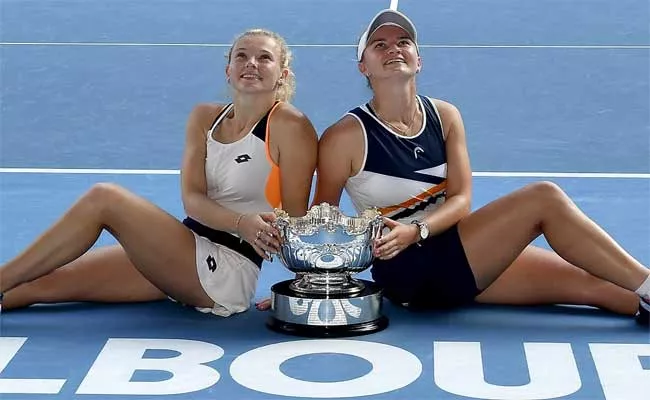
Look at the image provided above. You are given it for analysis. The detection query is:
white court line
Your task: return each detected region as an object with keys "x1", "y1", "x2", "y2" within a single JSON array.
[
  {"x1": 0, "y1": 168, "x2": 648, "y2": 179},
  {"x1": 390, "y1": 0, "x2": 399, "y2": 11},
  {"x1": 1, "y1": 42, "x2": 648, "y2": 49},
  {"x1": 0, "y1": 168, "x2": 180, "y2": 175},
  {"x1": 471, "y1": 172, "x2": 650, "y2": 179}
]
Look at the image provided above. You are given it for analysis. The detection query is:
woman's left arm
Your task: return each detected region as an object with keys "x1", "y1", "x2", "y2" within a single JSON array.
[{"x1": 269, "y1": 104, "x2": 319, "y2": 217}]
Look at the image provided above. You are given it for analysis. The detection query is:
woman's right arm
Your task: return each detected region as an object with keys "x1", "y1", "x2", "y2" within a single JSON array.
[{"x1": 313, "y1": 116, "x2": 362, "y2": 206}]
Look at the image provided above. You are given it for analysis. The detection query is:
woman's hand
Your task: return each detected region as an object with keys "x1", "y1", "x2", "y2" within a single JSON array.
[
  {"x1": 237, "y1": 212, "x2": 280, "y2": 261},
  {"x1": 373, "y1": 217, "x2": 419, "y2": 260}
]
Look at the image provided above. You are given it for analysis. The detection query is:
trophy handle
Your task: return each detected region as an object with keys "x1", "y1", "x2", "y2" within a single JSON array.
[{"x1": 370, "y1": 216, "x2": 384, "y2": 240}]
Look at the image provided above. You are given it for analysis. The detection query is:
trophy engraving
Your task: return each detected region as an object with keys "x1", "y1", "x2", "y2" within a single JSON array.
[{"x1": 267, "y1": 203, "x2": 389, "y2": 337}]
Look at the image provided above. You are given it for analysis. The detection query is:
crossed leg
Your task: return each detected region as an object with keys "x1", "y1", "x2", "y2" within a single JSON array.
[
  {"x1": 2, "y1": 245, "x2": 168, "y2": 310},
  {"x1": 476, "y1": 245, "x2": 639, "y2": 315}
]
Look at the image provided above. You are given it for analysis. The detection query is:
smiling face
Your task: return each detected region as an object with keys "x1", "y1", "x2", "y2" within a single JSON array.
[
  {"x1": 358, "y1": 24, "x2": 421, "y2": 84},
  {"x1": 226, "y1": 33, "x2": 289, "y2": 100}
]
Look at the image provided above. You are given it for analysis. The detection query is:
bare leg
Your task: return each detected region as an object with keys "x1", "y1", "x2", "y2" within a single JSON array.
[
  {"x1": 476, "y1": 246, "x2": 639, "y2": 315},
  {"x1": 458, "y1": 181, "x2": 648, "y2": 296},
  {"x1": 0, "y1": 183, "x2": 213, "y2": 307},
  {"x1": 2, "y1": 245, "x2": 167, "y2": 310}
]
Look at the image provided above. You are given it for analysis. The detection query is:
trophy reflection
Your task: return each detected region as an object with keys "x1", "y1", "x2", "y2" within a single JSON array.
[{"x1": 268, "y1": 203, "x2": 388, "y2": 337}]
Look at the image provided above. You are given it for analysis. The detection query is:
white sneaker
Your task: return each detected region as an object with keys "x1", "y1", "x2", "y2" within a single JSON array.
[{"x1": 635, "y1": 296, "x2": 650, "y2": 325}]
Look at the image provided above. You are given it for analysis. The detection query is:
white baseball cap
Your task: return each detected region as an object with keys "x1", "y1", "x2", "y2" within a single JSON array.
[{"x1": 357, "y1": 8, "x2": 418, "y2": 61}]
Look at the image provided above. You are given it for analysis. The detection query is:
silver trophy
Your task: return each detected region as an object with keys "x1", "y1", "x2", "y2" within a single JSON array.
[{"x1": 267, "y1": 203, "x2": 388, "y2": 337}]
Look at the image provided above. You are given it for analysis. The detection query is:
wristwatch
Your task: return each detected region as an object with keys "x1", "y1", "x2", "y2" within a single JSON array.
[{"x1": 411, "y1": 220, "x2": 430, "y2": 242}]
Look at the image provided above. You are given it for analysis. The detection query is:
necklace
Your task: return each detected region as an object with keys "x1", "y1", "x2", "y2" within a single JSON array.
[{"x1": 369, "y1": 98, "x2": 420, "y2": 136}]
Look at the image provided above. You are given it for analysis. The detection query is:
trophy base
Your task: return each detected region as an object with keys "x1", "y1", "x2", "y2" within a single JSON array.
[{"x1": 267, "y1": 279, "x2": 388, "y2": 338}]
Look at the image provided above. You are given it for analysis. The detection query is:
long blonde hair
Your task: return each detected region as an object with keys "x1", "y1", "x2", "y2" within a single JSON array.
[{"x1": 227, "y1": 29, "x2": 296, "y2": 102}]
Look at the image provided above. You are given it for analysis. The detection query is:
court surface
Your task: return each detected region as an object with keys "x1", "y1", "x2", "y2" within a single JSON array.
[{"x1": 1, "y1": 0, "x2": 649, "y2": 399}]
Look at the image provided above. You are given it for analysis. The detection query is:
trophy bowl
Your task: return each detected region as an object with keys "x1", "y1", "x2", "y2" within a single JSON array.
[{"x1": 267, "y1": 203, "x2": 389, "y2": 337}]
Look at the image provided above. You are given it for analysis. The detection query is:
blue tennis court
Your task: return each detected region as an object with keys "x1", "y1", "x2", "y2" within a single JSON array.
[{"x1": 1, "y1": 0, "x2": 648, "y2": 399}]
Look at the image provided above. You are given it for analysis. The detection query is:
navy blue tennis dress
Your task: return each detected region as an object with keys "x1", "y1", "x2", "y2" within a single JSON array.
[{"x1": 344, "y1": 95, "x2": 480, "y2": 308}]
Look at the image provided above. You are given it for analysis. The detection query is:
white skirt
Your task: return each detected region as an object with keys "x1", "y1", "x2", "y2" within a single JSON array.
[{"x1": 190, "y1": 232, "x2": 260, "y2": 317}]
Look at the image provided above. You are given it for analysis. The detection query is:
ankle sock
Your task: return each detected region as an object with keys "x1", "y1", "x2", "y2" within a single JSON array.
[{"x1": 634, "y1": 274, "x2": 650, "y2": 302}]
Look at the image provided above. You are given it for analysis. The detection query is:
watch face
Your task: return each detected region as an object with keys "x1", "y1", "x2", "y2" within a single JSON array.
[
  {"x1": 419, "y1": 223, "x2": 429, "y2": 239},
  {"x1": 412, "y1": 220, "x2": 428, "y2": 240}
]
